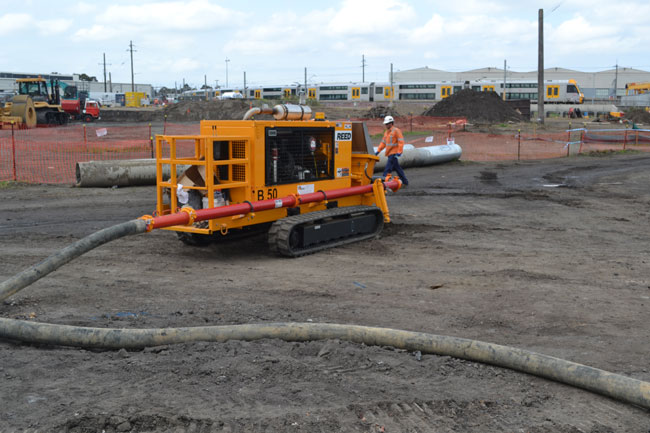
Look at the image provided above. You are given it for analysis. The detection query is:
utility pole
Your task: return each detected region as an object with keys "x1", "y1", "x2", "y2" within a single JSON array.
[
  {"x1": 128, "y1": 40, "x2": 136, "y2": 92},
  {"x1": 537, "y1": 9, "x2": 544, "y2": 124},
  {"x1": 109, "y1": 72, "x2": 112, "y2": 92},
  {"x1": 243, "y1": 72, "x2": 247, "y2": 98},
  {"x1": 503, "y1": 59, "x2": 507, "y2": 101},
  {"x1": 99, "y1": 53, "x2": 111, "y2": 92},
  {"x1": 613, "y1": 62, "x2": 619, "y2": 100},
  {"x1": 204, "y1": 74, "x2": 208, "y2": 101},
  {"x1": 362, "y1": 54, "x2": 366, "y2": 83},
  {"x1": 389, "y1": 63, "x2": 394, "y2": 107},
  {"x1": 225, "y1": 58, "x2": 230, "y2": 88}
]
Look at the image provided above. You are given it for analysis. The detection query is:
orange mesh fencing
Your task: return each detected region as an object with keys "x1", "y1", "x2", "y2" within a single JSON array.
[
  {"x1": 1, "y1": 120, "x2": 648, "y2": 184},
  {"x1": 0, "y1": 123, "x2": 199, "y2": 184},
  {"x1": 353, "y1": 115, "x2": 466, "y2": 136}
]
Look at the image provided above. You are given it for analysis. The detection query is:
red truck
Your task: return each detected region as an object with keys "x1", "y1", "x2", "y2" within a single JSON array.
[{"x1": 61, "y1": 98, "x2": 100, "y2": 122}]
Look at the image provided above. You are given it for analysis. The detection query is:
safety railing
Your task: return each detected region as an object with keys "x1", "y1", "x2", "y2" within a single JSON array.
[{"x1": 155, "y1": 135, "x2": 250, "y2": 233}]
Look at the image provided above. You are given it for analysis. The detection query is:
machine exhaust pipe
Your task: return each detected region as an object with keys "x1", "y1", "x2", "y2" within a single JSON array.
[{"x1": 243, "y1": 104, "x2": 312, "y2": 121}]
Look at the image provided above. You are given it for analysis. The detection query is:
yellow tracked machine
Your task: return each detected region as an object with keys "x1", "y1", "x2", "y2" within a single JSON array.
[
  {"x1": 2, "y1": 77, "x2": 68, "y2": 128},
  {"x1": 151, "y1": 104, "x2": 402, "y2": 256}
]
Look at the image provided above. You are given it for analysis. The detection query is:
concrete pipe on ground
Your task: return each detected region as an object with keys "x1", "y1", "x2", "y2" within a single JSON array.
[
  {"x1": 373, "y1": 143, "x2": 462, "y2": 172},
  {"x1": 76, "y1": 143, "x2": 462, "y2": 187},
  {"x1": 76, "y1": 159, "x2": 186, "y2": 187}
]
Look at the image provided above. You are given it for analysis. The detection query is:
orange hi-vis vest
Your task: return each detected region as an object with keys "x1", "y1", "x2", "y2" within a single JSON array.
[{"x1": 377, "y1": 125, "x2": 405, "y2": 156}]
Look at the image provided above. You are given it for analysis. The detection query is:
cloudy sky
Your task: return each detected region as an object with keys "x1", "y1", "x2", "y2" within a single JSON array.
[{"x1": 0, "y1": 0, "x2": 647, "y2": 89}]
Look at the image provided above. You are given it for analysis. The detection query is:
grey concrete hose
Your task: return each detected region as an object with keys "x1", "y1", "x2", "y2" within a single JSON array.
[
  {"x1": 0, "y1": 219, "x2": 148, "y2": 301},
  {"x1": 0, "y1": 320, "x2": 648, "y2": 410},
  {"x1": 1, "y1": 221, "x2": 649, "y2": 411}
]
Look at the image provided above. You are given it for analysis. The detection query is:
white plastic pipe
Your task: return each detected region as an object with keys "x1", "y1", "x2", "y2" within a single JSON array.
[{"x1": 373, "y1": 142, "x2": 462, "y2": 172}]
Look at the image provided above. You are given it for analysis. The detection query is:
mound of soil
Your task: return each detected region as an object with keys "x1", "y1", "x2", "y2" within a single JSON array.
[
  {"x1": 423, "y1": 89, "x2": 524, "y2": 123},
  {"x1": 362, "y1": 105, "x2": 400, "y2": 119},
  {"x1": 163, "y1": 99, "x2": 252, "y2": 122},
  {"x1": 624, "y1": 107, "x2": 650, "y2": 124}
]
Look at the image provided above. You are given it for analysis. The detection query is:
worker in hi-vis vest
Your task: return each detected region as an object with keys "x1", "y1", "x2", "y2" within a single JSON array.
[{"x1": 375, "y1": 115, "x2": 409, "y2": 186}]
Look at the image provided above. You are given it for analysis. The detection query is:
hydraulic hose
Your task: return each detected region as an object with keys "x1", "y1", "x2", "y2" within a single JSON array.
[
  {"x1": 0, "y1": 219, "x2": 148, "y2": 301},
  {"x1": 0, "y1": 320, "x2": 648, "y2": 410}
]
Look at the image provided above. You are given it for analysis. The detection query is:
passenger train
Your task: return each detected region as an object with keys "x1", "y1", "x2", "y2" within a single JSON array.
[{"x1": 180, "y1": 79, "x2": 583, "y2": 104}]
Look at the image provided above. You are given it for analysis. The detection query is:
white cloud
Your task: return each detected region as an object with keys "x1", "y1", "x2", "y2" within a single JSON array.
[
  {"x1": 73, "y1": 2, "x2": 98, "y2": 15},
  {"x1": 36, "y1": 19, "x2": 73, "y2": 35},
  {"x1": 327, "y1": 0, "x2": 416, "y2": 36},
  {"x1": 74, "y1": 24, "x2": 117, "y2": 41},
  {"x1": 0, "y1": 13, "x2": 32, "y2": 35},
  {"x1": 224, "y1": 11, "x2": 330, "y2": 56},
  {"x1": 156, "y1": 57, "x2": 202, "y2": 74},
  {"x1": 74, "y1": 0, "x2": 245, "y2": 41}
]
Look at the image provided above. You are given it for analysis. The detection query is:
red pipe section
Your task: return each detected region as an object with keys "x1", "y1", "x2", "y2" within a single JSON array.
[{"x1": 146, "y1": 179, "x2": 401, "y2": 231}]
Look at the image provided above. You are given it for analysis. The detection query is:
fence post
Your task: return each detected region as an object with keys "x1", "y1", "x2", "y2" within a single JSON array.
[
  {"x1": 163, "y1": 114, "x2": 167, "y2": 135},
  {"x1": 149, "y1": 123, "x2": 154, "y2": 158},
  {"x1": 409, "y1": 112, "x2": 413, "y2": 132},
  {"x1": 623, "y1": 127, "x2": 628, "y2": 150},
  {"x1": 517, "y1": 129, "x2": 521, "y2": 161},
  {"x1": 83, "y1": 124, "x2": 87, "y2": 151},
  {"x1": 579, "y1": 124, "x2": 585, "y2": 154},
  {"x1": 567, "y1": 121, "x2": 571, "y2": 157},
  {"x1": 11, "y1": 121, "x2": 17, "y2": 181}
]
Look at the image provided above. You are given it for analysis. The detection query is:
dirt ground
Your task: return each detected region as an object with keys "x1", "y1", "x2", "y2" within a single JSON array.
[{"x1": 1, "y1": 150, "x2": 649, "y2": 432}]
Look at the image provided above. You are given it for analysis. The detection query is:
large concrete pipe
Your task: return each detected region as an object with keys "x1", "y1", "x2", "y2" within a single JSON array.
[
  {"x1": 77, "y1": 143, "x2": 461, "y2": 187},
  {"x1": 373, "y1": 142, "x2": 462, "y2": 172},
  {"x1": 75, "y1": 159, "x2": 186, "y2": 187}
]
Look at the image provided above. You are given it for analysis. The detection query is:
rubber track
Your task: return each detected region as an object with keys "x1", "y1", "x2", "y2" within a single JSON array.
[{"x1": 268, "y1": 205, "x2": 384, "y2": 257}]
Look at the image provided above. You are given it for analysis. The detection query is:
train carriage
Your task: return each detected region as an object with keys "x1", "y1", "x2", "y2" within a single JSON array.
[{"x1": 179, "y1": 79, "x2": 583, "y2": 104}]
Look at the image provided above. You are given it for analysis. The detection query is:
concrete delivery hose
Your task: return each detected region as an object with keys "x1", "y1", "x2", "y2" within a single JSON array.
[
  {"x1": 0, "y1": 219, "x2": 148, "y2": 301},
  {"x1": 0, "y1": 320, "x2": 649, "y2": 410},
  {"x1": 0, "y1": 207, "x2": 649, "y2": 410}
]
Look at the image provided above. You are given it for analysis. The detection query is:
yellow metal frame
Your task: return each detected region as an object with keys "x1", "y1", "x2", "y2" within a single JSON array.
[{"x1": 155, "y1": 120, "x2": 381, "y2": 235}]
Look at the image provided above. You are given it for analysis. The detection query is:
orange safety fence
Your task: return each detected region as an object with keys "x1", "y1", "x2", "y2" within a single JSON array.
[
  {"x1": 353, "y1": 115, "x2": 467, "y2": 136},
  {"x1": 1, "y1": 120, "x2": 649, "y2": 184},
  {"x1": 407, "y1": 128, "x2": 650, "y2": 161},
  {"x1": 0, "y1": 123, "x2": 199, "y2": 184}
]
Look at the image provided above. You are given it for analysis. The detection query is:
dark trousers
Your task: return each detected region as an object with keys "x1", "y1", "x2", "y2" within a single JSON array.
[{"x1": 383, "y1": 155, "x2": 408, "y2": 184}]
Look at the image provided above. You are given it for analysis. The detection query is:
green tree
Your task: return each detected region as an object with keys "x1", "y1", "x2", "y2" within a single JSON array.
[{"x1": 78, "y1": 73, "x2": 98, "y2": 82}]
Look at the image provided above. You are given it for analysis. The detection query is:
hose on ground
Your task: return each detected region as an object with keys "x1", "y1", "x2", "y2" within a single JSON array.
[
  {"x1": 0, "y1": 320, "x2": 648, "y2": 410},
  {"x1": 1, "y1": 220, "x2": 648, "y2": 410},
  {"x1": 0, "y1": 219, "x2": 148, "y2": 301}
]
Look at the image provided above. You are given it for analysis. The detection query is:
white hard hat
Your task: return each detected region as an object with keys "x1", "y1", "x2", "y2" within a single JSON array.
[{"x1": 383, "y1": 115, "x2": 394, "y2": 125}]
